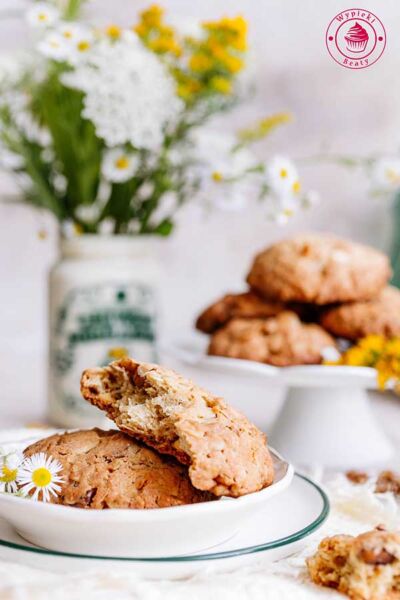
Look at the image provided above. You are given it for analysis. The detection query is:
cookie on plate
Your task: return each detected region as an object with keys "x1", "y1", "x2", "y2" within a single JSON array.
[
  {"x1": 321, "y1": 286, "x2": 400, "y2": 340},
  {"x1": 207, "y1": 311, "x2": 335, "y2": 367},
  {"x1": 81, "y1": 360, "x2": 274, "y2": 497},
  {"x1": 307, "y1": 528, "x2": 400, "y2": 599},
  {"x1": 196, "y1": 291, "x2": 284, "y2": 334},
  {"x1": 23, "y1": 429, "x2": 212, "y2": 509},
  {"x1": 247, "y1": 233, "x2": 391, "y2": 305}
]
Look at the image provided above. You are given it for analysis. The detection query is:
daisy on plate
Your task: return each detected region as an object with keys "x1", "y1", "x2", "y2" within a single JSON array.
[
  {"x1": 0, "y1": 451, "x2": 23, "y2": 494},
  {"x1": 26, "y1": 2, "x2": 60, "y2": 29},
  {"x1": 102, "y1": 148, "x2": 140, "y2": 183},
  {"x1": 17, "y1": 453, "x2": 64, "y2": 502}
]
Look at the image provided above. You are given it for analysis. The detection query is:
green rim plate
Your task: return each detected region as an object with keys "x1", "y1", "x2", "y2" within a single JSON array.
[{"x1": 0, "y1": 473, "x2": 329, "y2": 563}]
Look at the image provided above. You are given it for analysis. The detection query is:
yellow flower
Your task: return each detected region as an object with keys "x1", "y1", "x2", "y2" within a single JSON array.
[
  {"x1": 343, "y1": 346, "x2": 371, "y2": 367},
  {"x1": 203, "y1": 15, "x2": 248, "y2": 53},
  {"x1": 210, "y1": 75, "x2": 232, "y2": 95},
  {"x1": 385, "y1": 339, "x2": 400, "y2": 355},
  {"x1": 327, "y1": 334, "x2": 400, "y2": 392},
  {"x1": 149, "y1": 36, "x2": 182, "y2": 56},
  {"x1": 106, "y1": 24, "x2": 122, "y2": 40},
  {"x1": 108, "y1": 347, "x2": 129, "y2": 360},
  {"x1": 210, "y1": 46, "x2": 243, "y2": 73},
  {"x1": 237, "y1": 113, "x2": 292, "y2": 145},
  {"x1": 377, "y1": 369, "x2": 391, "y2": 390},
  {"x1": 358, "y1": 335, "x2": 385, "y2": 354},
  {"x1": 140, "y1": 4, "x2": 164, "y2": 28},
  {"x1": 176, "y1": 78, "x2": 202, "y2": 101},
  {"x1": 133, "y1": 22, "x2": 147, "y2": 37},
  {"x1": 189, "y1": 53, "x2": 214, "y2": 72}
]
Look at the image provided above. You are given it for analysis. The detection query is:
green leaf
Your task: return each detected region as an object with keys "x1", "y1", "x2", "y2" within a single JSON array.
[
  {"x1": 33, "y1": 71, "x2": 103, "y2": 211},
  {"x1": 152, "y1": 219, "x2": 174, "y2": 236}
]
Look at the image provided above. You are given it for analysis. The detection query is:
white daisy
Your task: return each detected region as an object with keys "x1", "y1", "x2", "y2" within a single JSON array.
[
  {"x1": 102, "y1": 148, "x2": 140, "y2": 183},
  {"x1": 17, "y1": 453, "x2": 64, "y2": 502},
  {"x1": 266, "y1": 155, "x2": 300, "y2": 196},
  {"x1": 0, "y1": 451, "x2": 23, "y2": 494},
  {"x1": 57, "y1": 22, "x2": 88, "y2": 43},
  {"x1": 26, "y1": 2, "x2": 60, "y2": 29},
  {"x1": 38, "y1": 32, "x2": 71, "y2": 62},
  {"x1": 69, "y1": 28, "x2": 95, "y2": 64},
  {"x1": 372, "y1": 158, "x2": 400, "y2": 191}
]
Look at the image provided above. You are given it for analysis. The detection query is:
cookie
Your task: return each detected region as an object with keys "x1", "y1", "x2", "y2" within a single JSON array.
[
  {"x1": 196, "y1": 291, "x2": 284, "y2": 334},
  {"x1": 81, "y1": 360, "x2": 274, "y2": 497},
  {"x1": 307, "y1": 528, "x2": 400, "y2": 599},
  {"x1": 321, "y1": 286, "x2": 400, "y2": 340},
  {"x1": 375, "y1": 471, "x2": 400, "y2": 495},
  {"x1": 207, "y1": 311, "x2": 335, "y2": 367},
  {"x1": 247, "y1": 233, "x2": 391, "y2": 305},
  {"x1": 23, "y1": 429, "x2": 212, "y2": 509}
]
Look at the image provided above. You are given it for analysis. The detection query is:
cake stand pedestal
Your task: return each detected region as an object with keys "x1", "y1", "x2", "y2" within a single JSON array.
[
  {"x1": 165, "y1": 340, "x2": 394, "y2": 469},
  {"x1": 270, "y1": 385, "x2": 393, "y2": 469}
]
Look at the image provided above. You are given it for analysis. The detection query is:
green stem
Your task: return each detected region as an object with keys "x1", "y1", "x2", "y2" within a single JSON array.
[{"x1": 63, "y1": 0, "x2": 86, "y2": 20}]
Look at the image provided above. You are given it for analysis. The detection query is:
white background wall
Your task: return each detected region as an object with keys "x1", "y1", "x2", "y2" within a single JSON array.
[{"x1": 1, "y1": 0, "x2": 400, "y2": 424}]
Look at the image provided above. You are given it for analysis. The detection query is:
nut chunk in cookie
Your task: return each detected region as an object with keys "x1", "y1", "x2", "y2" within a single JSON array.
[
  {"x1": 23, "y1": 429, "x2": 212, "y2": 509},
  {"x1": 196, "y1": 291, "x2": 284, "y2": 334},
  {"x1": 81, "y1": 359, "x2": 274, "y2": 497},
  {"x1": 307, "y1": 528, "x2": 400, "y2": 600},
  {"x1": 247, "y1": 233, "x2": 391, "y2": 305}
]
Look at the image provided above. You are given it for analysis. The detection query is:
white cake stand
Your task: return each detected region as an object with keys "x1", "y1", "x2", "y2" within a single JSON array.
[{"x1": 165, "y1": 339, "x2": 394, "y2": 470}]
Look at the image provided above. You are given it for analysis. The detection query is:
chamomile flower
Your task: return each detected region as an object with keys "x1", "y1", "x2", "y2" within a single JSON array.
[
  {"x1": 102, "y1": 148, "x2": 140, "y2": 183},
  {"x1": 70, "y1": 29, "x2": 95, "y2": 61},
  {"x1": 17, "y1": 453, "x2": 64, "y2": 503},
  {"x1": 371, "y1": 158, "x2": 400, "y2": 191},
  {"x1": 26, "y1": 2, "x2": 60, "y2": 29},
  {"x1": 57, "y1": 22, "x2": 87, "y2": 43},
  {"x1": 38, "y1": 32, "x2": 71, "y2": 62},
  {"x1": 266, "y1": 155, "x2": 300, "y2": 196},
  {"x1": 0, "y1": 451, "x2": 23, "y2": 494}
]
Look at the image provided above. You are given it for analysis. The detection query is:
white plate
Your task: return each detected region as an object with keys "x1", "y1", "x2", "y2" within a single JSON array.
[
  {"x1": 0, "y1": 472, "x2": 329, "y2": 579},
  {"x1": 0, "y1": 433, "x2": 293, "y2": 558},
  {"x1": 166, "y1": 337, "x2": 378, "y2": 388}
]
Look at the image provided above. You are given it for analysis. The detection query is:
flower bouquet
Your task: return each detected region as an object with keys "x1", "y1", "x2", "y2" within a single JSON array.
[
  {"x1": 0, "y1": 0, "x2": 316, "y2": 234},
  {"x1": 0, "y1": 0, "x2": 318, "y2": 427}
]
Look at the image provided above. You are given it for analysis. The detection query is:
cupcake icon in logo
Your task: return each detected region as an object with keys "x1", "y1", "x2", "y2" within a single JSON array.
[
  {"x1": 344, "y1": 21, "x2": 369, "y2": 53},
  {"x1": 326, "y1": 9, "x2": 386, "y2": 70}
]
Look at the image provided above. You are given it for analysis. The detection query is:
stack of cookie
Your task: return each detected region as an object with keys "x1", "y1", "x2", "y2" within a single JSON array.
[
  {"x1": 196, "y1": 233, "x2": 398, "y2": 366},
  {"x1": 23, "y1": 359, "x2": 275, "y2": 508}
]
